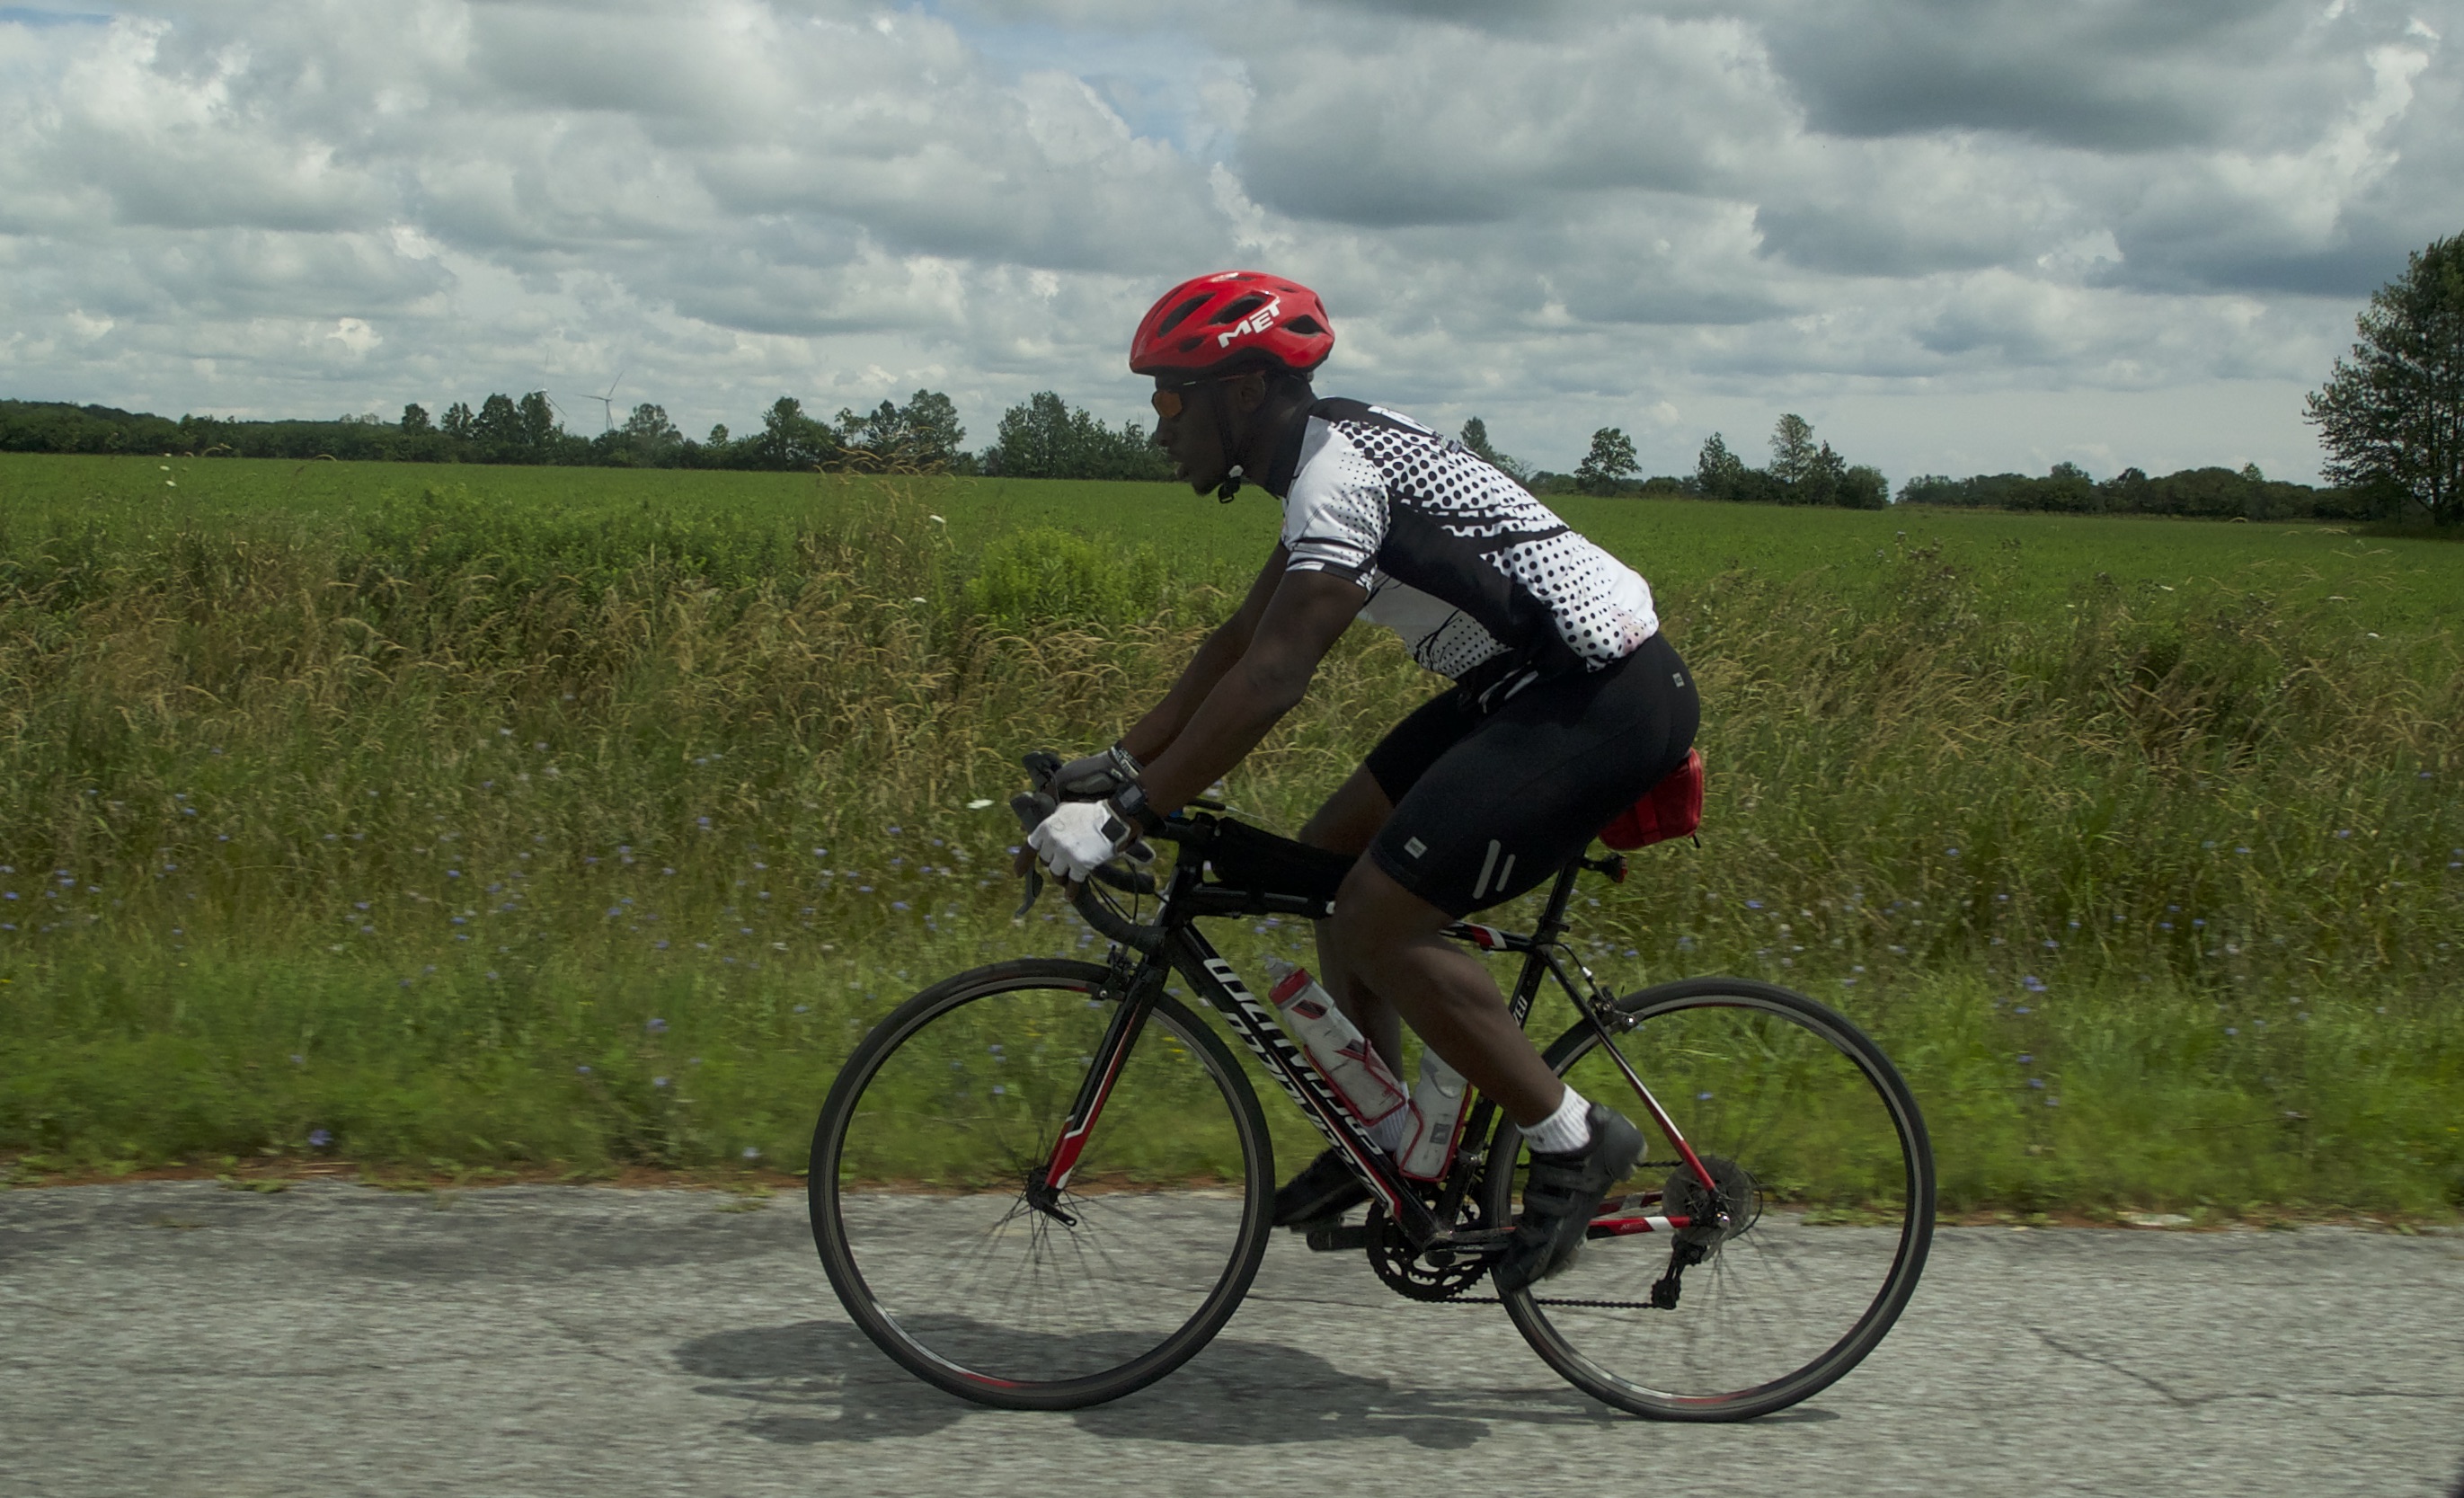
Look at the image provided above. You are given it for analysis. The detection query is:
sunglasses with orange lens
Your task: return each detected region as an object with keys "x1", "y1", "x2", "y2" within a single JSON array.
[{"x1": 1149, "y1": 386, "x2": 1186, "y2": 420}]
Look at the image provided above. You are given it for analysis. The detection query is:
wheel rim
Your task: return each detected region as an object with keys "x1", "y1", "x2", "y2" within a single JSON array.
[
  {"x1": 823, "y1": 971, "x2": 1263, "y2": 1392},
  {"x1": 1496, "y1": 984, "x2": 1931, "y2": 1414}
]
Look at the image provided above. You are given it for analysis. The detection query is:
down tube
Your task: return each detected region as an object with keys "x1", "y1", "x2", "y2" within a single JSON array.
[{"x1": 1166, "y1": 926, "x2": 1437, "y2": 1243}]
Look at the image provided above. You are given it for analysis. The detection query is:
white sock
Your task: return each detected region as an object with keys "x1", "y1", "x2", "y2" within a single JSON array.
[
  {"x1": 1523, "y1": 1086, "x2": 1592, "y2": 1155},
  {"x1": 1369, "y1": 1106, "x2": 1414, "y2": 1154}
]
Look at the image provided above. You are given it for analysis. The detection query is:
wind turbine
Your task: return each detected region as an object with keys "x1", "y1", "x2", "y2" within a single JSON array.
[{"x1": 574, "y1": 368, "x2": 625, "y2": 432}]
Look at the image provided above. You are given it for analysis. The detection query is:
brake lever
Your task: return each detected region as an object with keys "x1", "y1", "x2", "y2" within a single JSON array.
[{"x1": 1010, "y1": 784, "x2": 1059, "y2": 918}]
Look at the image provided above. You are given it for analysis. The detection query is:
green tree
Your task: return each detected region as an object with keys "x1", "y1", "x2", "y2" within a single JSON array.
[
  {"x1": 1839, "y1": 463, "x2": 1890, "y2": 510},
  {"x1": 440, "y1": 402, "x2": 475, "y2": 440},
  {"x1": 2307, "y1": 232, "x2": 2464, "y2": 527},
  {"x1": 749, "y1": 396, "x2": 839, "y2": 470},
  {"x1": 1573, "y1": 427, "x2": 1639, "y2": 494},
  {"x1": 622, "y1": 403, "x2": 680, "y2": 447},
  {"x1": 400, "y1": 403, "x2": 433, "y2": 434},
  {"x1": 1768, "y1": 413, "x2": 1818, "y2": 487},
  {"x1": 897, "y1": 389, "x2": 965, "y2": 469},
  {"x1": 1696, "y1": 431, "x2": 1746, "y2": 497},
  {"x1": 515, "y1": 392, "x2": 559, "y2": 449},
  {"x1": 990, "y1": 392, "x2": 1084, "y2": 478},
  {"x1": 1792, "y1": 439, "x2": 1847, "y2": 505},
  {"x1": 473, "y1": 394, "x2": 521, "y2": 448},
  {"x1": 831, "y1": 390, "x2": 963, "y2": 472},
  {"x1": 986, "y1": 393, "x2": 1168, "y2": 480},
  {"x1": 1459, "y1": 417, "x2": 1529, "y2": 483}
]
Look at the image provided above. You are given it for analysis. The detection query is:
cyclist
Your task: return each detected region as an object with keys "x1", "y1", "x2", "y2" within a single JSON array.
[{"x1": 1024, "y1": 270, "x2": 1700, "y2": 1293}]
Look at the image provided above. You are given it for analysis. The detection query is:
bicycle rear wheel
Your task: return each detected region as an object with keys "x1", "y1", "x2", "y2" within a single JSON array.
[
  {"x1": 811, "y1": 959, "x2": 1272, "y2": 1410},
  {"x1": 1484, "y1": 976, "x2": 1933, "y2": 1421}
]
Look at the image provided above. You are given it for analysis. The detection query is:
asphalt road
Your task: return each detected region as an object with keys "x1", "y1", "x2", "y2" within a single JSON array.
[{"x1": 3, "y1": 1182, "x2": 2460, "y2": 1498}]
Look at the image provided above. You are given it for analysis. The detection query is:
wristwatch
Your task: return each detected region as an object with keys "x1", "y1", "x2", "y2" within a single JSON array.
[{"x1": 1109, "y1": 780, "x2": 1164, "y2": 835}]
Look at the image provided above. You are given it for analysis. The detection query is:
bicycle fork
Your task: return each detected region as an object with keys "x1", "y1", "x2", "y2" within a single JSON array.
[{"x1": 1027, "y1": 954, "x2": 1156, "y2": 1223}]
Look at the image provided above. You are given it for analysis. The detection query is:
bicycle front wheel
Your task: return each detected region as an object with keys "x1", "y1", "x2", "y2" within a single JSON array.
[
  {"x1": 1484, "y1": 977, "x2": 1934, "y2": 1421},
  {"x1": 811, "y1": 959, "x2": 1273, "y2": 1410}
]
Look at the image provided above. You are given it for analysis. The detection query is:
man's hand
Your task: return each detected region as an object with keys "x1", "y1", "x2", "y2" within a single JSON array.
[
  {"x1": 1052, "y1": 743, "x2": 1142, "y2": 801},
  {"x1": 1025, "y1": 800, "x2": 1147, "y2": 884}
]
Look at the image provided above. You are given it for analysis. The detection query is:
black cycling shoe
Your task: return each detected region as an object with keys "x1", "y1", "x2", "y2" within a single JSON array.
[
  {"x1": 1493, "y1": 1104, "x2": 1644, "y2": 1294},
  {"x1": 1272, "y1": 1148, "x2": 1372, "y2": 1228}
]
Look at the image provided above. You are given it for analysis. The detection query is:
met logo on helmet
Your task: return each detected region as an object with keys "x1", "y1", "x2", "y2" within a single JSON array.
[{"x1": 1217, "y1": 297, "x2": 1281, "y2": 348}]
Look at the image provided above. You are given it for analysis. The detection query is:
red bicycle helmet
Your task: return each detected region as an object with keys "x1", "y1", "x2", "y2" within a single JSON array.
[{"x1": 1129, "y1": 270, "x2": 1334, "y2": 377}]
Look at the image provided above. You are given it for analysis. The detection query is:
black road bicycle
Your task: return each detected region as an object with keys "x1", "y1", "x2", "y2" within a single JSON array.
[{"x1": 810, "y1": 757, "x2": 1935, "y2": 1421}]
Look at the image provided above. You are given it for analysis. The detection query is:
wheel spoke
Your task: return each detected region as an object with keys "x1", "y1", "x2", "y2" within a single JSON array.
[
  {"x1": 812, "y1": 962, "x2": 1271, "y2": 1407},
  {"x1": 1492, "y1": 979, "x2": 1934, "y2": 1420}
]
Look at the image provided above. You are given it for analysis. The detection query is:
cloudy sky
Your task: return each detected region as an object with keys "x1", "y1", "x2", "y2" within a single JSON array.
[{"x1": 2, "y1": 0, "x2": 2456, "y2": 483}]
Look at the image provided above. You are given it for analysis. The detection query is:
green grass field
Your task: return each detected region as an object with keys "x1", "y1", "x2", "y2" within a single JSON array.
[{"x1": 1, "y1": 453, "x2": 2458, "y2": 1218}]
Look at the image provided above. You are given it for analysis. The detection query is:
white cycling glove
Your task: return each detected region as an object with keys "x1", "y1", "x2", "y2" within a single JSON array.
[{"x1": 1026, "y1": 799, "x2": 1149, "y2": 884}]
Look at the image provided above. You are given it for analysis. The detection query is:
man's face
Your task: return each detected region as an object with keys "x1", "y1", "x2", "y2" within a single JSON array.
[
  {"x1": 1150, "y1": 373, "x2": 1264, "y2": 494},
  {"x1": 1150, "y1": 377, "x2": 1225, "y2": 494}
]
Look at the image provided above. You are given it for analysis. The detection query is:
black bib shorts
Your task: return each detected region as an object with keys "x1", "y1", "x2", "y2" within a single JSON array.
[{"x1": 1363, "y1": 632, "x2": 1699, "y2": 917}]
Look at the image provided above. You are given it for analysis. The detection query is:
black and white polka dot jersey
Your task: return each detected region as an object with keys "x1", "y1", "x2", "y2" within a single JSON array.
[{"x1": 1261, "y1": 398, "x2": 1658, "y2": 683}]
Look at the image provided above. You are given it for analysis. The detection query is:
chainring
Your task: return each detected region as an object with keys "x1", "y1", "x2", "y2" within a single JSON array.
[{"x1": 1364, "y1": 1200, "x2": 1491, "y2": 1302}]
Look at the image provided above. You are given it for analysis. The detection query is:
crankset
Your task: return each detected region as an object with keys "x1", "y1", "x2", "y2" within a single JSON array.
[{"x1": 1364, "y1": 1200, "x2": 1491, "y2": 1302}]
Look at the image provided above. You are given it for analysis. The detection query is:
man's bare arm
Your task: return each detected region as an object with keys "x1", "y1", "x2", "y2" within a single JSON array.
[
  {"x1": 1118, "y1": 545, "x2": 1291, "y2": 766},
  {"x1": 1137, "y1": 568, "x2": 1368, "y2": 814}
]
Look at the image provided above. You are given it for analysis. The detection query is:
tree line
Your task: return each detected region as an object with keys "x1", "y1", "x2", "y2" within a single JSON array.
[
  {"x1": 6, "y1": 218, "x2": 2451, "y2": 526},
  {"x1": 1893, "y1": 463, "x2": 2385, "y2": 521},
  {"x1": 0, "y1": 386, "x2": 1166, "y2": 481},
  {"x1": 1499, "y1": 412, "x2": 1891, "y2": 507},
  {"x1": 1470, "y1": 409, "x2": 2379, "y2": 521},
  {"x1": 0, "y1": 390, "x2": 971, "y2": 473}
]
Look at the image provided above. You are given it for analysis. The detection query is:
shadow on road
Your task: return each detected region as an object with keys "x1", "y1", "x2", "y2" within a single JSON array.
[{"x1": 676, "y1": 1321, "x2": 1838, "y2": 1447}]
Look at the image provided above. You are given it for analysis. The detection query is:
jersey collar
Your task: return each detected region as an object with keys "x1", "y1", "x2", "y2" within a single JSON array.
[{"x1": 1258, "y1": 397, "x2": 1332, "y2": 498}]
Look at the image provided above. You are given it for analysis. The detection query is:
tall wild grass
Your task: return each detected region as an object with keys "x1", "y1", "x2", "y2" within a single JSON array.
[{"x1": 0, "y1": 479, "x2": 2455, "y2": 1214}]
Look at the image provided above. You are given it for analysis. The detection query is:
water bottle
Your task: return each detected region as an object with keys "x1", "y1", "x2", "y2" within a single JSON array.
[
  {"x1": 1266, "y1": 967, "x2": 1409, "y2": 1133},
  {"x1": 1397, "y1": 1051, "x2": 1469, "y2": 1181}
]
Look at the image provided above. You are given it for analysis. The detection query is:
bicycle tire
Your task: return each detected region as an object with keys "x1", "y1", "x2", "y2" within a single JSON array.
[
  {"x1": 1482, "y1": 976, "x2": 1934, "y2": 1421},
  {"x1": 811, "y1": 958, "x2": 1274, "y2": 1410}
]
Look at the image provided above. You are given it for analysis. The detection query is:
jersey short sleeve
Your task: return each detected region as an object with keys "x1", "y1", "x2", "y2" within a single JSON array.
[{"x1": 1278, "y1": 418, "x2": 1389, "y2": 583}]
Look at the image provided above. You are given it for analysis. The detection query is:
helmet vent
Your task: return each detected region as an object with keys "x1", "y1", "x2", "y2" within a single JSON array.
[
  {"x1": 1210, "y1": 293, "x2": 1269, "y2": 325},
  {"x1": 1283, "y1": 315, "x2": 1325, "y2": 336},
  {"x1": 1154, "y1": 295, "x2": 1210, "y2": 338}
]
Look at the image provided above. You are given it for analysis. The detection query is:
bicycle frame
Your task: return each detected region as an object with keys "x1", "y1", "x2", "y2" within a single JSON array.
[{"x1": 1034, "y1": 829, "x2": 1725, "y2": 1253}]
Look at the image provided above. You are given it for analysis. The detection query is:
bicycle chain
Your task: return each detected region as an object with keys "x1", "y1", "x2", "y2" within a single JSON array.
[
  {"x1": 1409, "y1": 1157, "x2": 1695, "y2": 1310},
  {"x1": 1438, "y1": 1296, "x2": 1664, "y2": 1309}
]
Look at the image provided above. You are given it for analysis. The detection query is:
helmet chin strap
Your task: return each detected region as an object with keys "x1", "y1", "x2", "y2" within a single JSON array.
[{"x1": 1212, "y1": 387, "x2": 1245, "y2": 502}]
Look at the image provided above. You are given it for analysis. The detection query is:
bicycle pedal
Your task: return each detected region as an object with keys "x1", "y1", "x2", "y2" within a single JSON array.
[{"x1": 1302, "y1": 1221, "x2": 1369, "y2": 1253}]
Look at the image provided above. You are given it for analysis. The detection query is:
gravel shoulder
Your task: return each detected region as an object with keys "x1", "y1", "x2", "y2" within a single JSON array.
[{"x1": 4, "y1": 1182, "x2": 2460, "y2": 1498}]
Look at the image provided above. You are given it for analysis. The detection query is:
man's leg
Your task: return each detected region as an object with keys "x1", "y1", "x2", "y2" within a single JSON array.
[
  {"x1": 1297, "y1": 766, "x2": 1405, "y2": 1073},
  {"x1": 1316, "y1": 856, "x2": 1564, "y2": 1127},
  {"x1": 1268, "y1": 766, "x2": 1414, "y2": 1229},
  {"x1": 1327, "y1": 855, "x2": 1639, "y2": 1293}
]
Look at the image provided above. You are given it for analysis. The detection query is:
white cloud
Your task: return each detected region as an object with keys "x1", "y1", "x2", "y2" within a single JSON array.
[{"x1": 0, "y1": 0, "x2": 2454, "y2": 483}]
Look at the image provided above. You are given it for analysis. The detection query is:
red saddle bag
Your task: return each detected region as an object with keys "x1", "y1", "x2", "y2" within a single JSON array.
[{"x1": 1599, "y1": 749, "x2": 1704, "y2": 851}]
